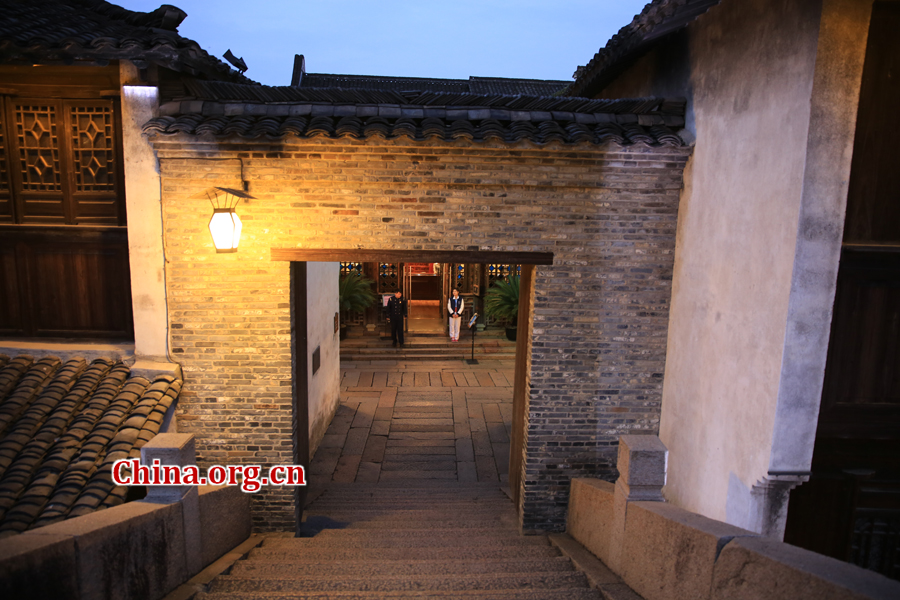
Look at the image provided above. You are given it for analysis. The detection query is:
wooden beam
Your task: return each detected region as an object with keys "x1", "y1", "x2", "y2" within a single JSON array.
[{"x1": 270, "y1": 248, "x2": 554, "y2": 265}]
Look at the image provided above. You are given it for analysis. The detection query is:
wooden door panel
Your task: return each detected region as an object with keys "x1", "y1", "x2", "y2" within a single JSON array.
[
  {"x1": 818, "y1": 250, "x2": 900, "y2": 437},
  {"x1": 0, "y1": 226, "x2": 133, "y2": 338},
  {"x1": 0, "y1": 245, "x2": 24, "y2": 335},
  {"x1": 26, "y1": 243, "x2": 132, "y2": 337}
]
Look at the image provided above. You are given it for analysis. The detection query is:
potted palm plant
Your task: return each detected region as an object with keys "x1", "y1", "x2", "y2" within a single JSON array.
[
  {"x1": 338, "y1": 273, "x2": 377, "y2": 340},
  {"x1": 484, "y1": 275, "x2": 520, "y2": 341}
]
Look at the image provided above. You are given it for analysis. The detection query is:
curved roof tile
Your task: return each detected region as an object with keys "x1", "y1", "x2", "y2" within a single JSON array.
[
  {"x1": 568, "y1": 0, "x2": 722, "y2": 97},
  {"x1": 0, "y1": 356, "x2": 182, "y2": 535},
  {"x1": 0, "y1": 0, "x2": 252, "y2": 84},
  {"x1": 144, "y1": 113, "x2": 686, "y2": 147}
]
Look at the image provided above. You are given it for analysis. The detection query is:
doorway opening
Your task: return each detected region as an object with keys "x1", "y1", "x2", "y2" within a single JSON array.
[
  {"x1": 339, "y1": 259, "x2": 523, "y2": 339},
  {"x1": 405, "y1": 262, "x2": 443, "y2": 333},
  {"x1": 281, "y1": 248, "x2": 550, "y2": 532}
]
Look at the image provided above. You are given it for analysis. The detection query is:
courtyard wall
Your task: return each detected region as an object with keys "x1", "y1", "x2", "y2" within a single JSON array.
[{"x1": 149, "y1": 134, "x2": 689, "y2": 531}]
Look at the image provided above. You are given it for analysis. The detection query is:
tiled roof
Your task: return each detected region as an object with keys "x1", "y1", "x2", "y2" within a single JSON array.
[
  {"x1": 567, "y1": 0, "x2": 722, "y2": 97},
  {"x1": 299, "y1": 74, "x2": 570, "y2": 96},
  {"x1": 0, "y1": 0, "x2": 253, "y2": 84},
  {"x1": 172, "y1": 79, "x2": 680, "y2": 113},
  {"x1": 144, "y1": 113, "x2": 685, "y2": 147},
  {"x1": 144, "y1": 83, "x2": 687, "y2": 147},
  {"x1": 0, "y1": 354, "x2": 182, "y2": 537}
]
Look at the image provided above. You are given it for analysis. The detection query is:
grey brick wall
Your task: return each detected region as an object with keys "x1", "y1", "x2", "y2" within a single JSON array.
[{"x1": 149, "y1": 135, "x2": 689, "y2": 531}]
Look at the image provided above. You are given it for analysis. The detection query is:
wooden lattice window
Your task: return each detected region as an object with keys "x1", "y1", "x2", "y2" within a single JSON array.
[
  {"x1": 487, "y1": 263, "x2": 520, "y2": 286},
  {"x1": 378, "y1": 263, "x2": 399, "y2": 293},
  {"x1": 455, "y1": 263, "x2": 466, "y2": 286},
  {"x1": 16, "y1": 103, "x2": 61, "y2": 192},
  {"x1": 340, "y1": 262, "x2": 363, "y2": 276},
  {"x1": 71, "y1": 105, "x2": 117, "y2": 193},
  {"x1": 0, "y1": 97, "x2": 124, "y2": 225},
  {"x1": 0, "y1": 107, "x2": 10, "y2": 223}
]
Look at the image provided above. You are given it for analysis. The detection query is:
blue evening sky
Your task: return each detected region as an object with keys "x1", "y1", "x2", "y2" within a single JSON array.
[{"x1": 116, "y1": 0, "x2": 650, "y2": 86}]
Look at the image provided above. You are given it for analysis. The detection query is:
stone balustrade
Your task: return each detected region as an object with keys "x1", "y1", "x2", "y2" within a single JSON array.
[
  {"x1": 567, "y1": 435, "x2": 900, "y2": 600},
  {"x1": 0, "y1": 434, "x2": 251, "y2": 600}
]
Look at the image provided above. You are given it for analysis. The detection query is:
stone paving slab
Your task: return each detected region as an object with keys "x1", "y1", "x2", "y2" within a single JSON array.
[
  {"x1": 343, "y1": 428, "x2": 369, "y2": 455},
  {"x1": 380, "y1": 461, "x2": 456, "y2": 471},
  {"x1": 389, "y1": 431, "x2": 455, "y2": 440},
  {"x1": 388, "y1": 438, "x2": 456, "y2": 447},
  {"x1": 384, "y1": 446, "x2": 457, "y2": 456},
  {"x1": 391, "y1": 424, "x2": 454, "y2": 433},
  {"x1": 392, "y1": 410, "x2": 452, "y2": 417},
  {"x1": 379, "y1": 470, "x2": 458, "y2": 480},
  {"x1": 370, "y1": 421, "x2": 391, "y2": 436}
]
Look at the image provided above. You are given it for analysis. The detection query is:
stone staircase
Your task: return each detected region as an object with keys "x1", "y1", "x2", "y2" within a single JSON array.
[
  {"x1": 195, "y1": 482, "x2": 602, "y2": 599},
  {"x1": 340, "y1": 332, "x2": 516, "y2": 362}
]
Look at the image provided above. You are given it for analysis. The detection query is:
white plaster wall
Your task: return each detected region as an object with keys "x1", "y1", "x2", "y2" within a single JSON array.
[
  {"x1": 305, "y1": 261, "x2": 341, "y2": 456},
  {"x1": 120, "y1": 62, "x2": 170, "y2": 360},
  {"x1": 598, "y1": 0, "x2": 874, "y2": 535},
  {"x1": 601, "y1": 0, "x2": 824, "y2": 524}
]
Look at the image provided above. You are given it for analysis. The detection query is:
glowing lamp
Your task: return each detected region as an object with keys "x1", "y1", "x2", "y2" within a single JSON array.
[
  {"x1": 202, "y1": 187, "x2": 255, "y2": 253},
  {"x1": 209, "y1": 208, "x2": 243, "y2": 253}
]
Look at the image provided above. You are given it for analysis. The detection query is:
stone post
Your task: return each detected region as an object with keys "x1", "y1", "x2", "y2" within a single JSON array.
[
  {"x1": 608, "y1": 435, "x2": 668, "y2": 572},
  {"x1": 141, "y1": 433, "x2": 202, "y2": 576}
]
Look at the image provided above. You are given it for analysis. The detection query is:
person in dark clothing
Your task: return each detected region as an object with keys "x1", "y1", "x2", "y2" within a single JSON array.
[{"x1": 387, "y1": 291, "x2": 407, "y2": 347}]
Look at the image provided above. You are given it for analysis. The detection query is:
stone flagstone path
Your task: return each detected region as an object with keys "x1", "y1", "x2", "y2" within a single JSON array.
[{"x1": 311, "y1": 359, "x2": 514, "y2": 485}]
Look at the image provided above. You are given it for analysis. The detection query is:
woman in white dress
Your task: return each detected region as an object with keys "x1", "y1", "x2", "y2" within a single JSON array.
[{"x1": 448, "y1": 288, "x2": 464, "y2": 342}]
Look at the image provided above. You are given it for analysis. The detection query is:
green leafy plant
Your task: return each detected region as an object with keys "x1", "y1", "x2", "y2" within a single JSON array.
[
  {"x1": 484, "y1": 275, "x2": 520, "y2": 326},
  {"x1": 338, "y1": 273, "x2": 377, "y2": 315}
]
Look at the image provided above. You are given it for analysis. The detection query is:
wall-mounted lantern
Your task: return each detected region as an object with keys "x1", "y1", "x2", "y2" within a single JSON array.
[{"x1": 204, "y1": 187, "x2": 255, "y2": 253}]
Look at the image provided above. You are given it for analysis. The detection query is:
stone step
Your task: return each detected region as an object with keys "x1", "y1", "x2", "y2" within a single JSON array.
[
  {"x1": 290, "y1": 528, "x2": 533, "y2": 542},
  {"x1": 346, "y1": 342, "x2": 510, "y2": 351},
  {"x1": 341, "y1": 334, "x2": 511, "y2": 346},
  {"x1": 304, "y1": 518, "x2": 513, "y2": 530},
  {"x1": 303, "y1": 511, "x2": 512, "y2": 522},
  {"x1": 248, "y1": 545, "x2": 562, "y2": 561},
  {"x1": 311, "y1": 494, "x2": 509, "y2": 502},
  {"x1": 342, "y1": 355, "x2": 515, "y2": 363},
  {"x1": 229, "y1": 557, "x2": 575, "y2": 578},
  {"x1": 258, "y1": 533, "x2": 550, "y2": 549},
  {"x1": 307, "y1": 500, "x2": 511, "y2": 509},
  {"x1": 301, "y1": 516, "x2": 511, "y2": 527},
  {"x1": 340, "y1": 347, "x2": 515, "y2": 362},
  {"x1": 307, "y1": 496, "x2": 510, "y2": 505},
  {"x1": 317, "y1": 481, "x2": 501, "y2": 489},
  {"x1": 209, "y1": 571, "x2": 591, "y2": 593},
  {"x1": 343, "y1": 349, "x2": 516, "y2": 357},
  {"x1": 313, "y1": 490, "x2": 508, "y2": 499},
  {"x1": 197, "y1": 588, "x2": 602, "y2": 600}
]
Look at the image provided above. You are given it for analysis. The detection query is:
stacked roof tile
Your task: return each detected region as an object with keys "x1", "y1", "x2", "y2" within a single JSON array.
[
  {"x1": 567, "y1": 0, "x2": 722, "y2": 97},
  {"x1": 145, "y1": 79, "x2": 687, "y2": 147},
  {"x1": 298, "y1": 74, "x2": 570, "y2": 96},
  {"x1": 0, "y1": 0, "x2": 252, "y2": 83},
  {"x1": 175, "y1": 79, "x2": 680, "y2": 114},
  {"x1": 0, "y1": 354, "x2": 182, "y2": 537},
  {"x1": 144, "y1": 112, "x2": 684, "y2": 147}
]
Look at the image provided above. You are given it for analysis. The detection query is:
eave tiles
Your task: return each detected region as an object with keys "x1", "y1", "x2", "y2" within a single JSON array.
[{"x1": 144, "y1": 91, "x2": 687, "y2": 147}]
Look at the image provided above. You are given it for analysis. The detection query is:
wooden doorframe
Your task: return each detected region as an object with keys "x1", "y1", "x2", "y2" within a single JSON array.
[
  {"x1": 402, "y1": 263, "x2": 411, "y2": 331},
  {"x1": 278, "y1": 249, "x2": 550, "y2": 526},
  {"x1": 509, "y1": 264, "x2": 535, "y2": 509},
  {"x1": 272, "y1": 248, "x2": 553, "y2": 265},
  {"x1": 290, "y1": 262, "x2": 309, "y2": 536}
]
